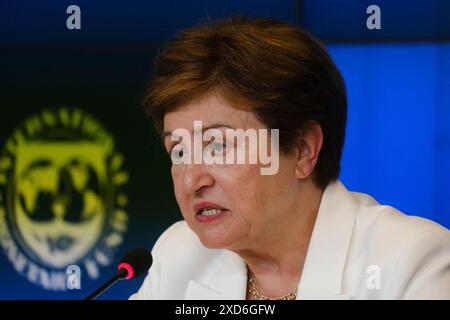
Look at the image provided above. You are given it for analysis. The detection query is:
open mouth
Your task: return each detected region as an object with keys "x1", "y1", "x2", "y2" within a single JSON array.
[
  {"x1": 194, "y1": 202, "x2": 229, "y2": 218},
  {"x1": 196, "y1": 207, "x2": 226, "y2": 216}
]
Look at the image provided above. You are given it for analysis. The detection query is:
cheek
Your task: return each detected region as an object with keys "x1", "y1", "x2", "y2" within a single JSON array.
[
  {"x1": 214, "y1": 164, "x2": 266, "y2": 213},
  {"x1": 171, "y1": 166, "x2": 186, "y2": 208},
  {"x1": 224, "y1": 158, "x2": 296, "y2": 217},
  {"x1": 170, "y1": 165, "x2": 178, "y2": 186}
]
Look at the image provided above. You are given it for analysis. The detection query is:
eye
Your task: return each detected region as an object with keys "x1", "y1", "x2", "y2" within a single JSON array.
[
  {"x1": 170, "y1": 144, "x2": 185, "y2": 162},
  {"x1": 210, "y1": 141, "x2": 229, "y2": 156}
]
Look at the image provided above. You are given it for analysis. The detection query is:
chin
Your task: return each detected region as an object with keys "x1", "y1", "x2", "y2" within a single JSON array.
[{"x1": 197, "y1": 232, "x2": 234, "y2": 249}]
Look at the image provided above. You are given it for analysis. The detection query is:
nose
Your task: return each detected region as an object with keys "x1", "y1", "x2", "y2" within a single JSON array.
[{"x1": 180, "y1": 163, "x2": 215, "y2": 195}]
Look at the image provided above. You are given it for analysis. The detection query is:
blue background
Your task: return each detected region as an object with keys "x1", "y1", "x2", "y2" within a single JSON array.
[{"x1": 0, "y1": 0, "x2": 449, "y2": 299}]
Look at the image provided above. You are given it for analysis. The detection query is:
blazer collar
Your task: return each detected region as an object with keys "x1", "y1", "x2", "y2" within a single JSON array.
[
  {"x1": 185, "y1": 180, "x2": 357, "y2": 300},
  {"x1": 297, "y1": 180, "x2": 357, "y2": 299},
  {"x1": 185, "y1": 249, "x2": 247, "y2": 299}
]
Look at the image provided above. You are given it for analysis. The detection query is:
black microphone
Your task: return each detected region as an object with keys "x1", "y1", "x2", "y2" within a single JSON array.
[{"x1": 85, "y1": 247, "x2": 153, "y2": 300}]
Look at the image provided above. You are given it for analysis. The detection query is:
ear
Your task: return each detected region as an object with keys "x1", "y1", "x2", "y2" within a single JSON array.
[{"x1": 295, "y1": 121, "x2": 324, "y2": 179}]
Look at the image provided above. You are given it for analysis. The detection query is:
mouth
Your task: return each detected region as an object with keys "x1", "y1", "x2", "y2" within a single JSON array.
[{"x1": 194, "y1": 201, "x2": 229, "y2": 222}]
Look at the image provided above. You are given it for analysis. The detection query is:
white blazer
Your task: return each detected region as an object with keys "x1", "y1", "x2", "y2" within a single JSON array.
[{"x1": 130, "y1": 180, "x2": 450, "y2": 300}]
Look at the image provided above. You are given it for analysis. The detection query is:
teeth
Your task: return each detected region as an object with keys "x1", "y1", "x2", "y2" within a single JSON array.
[{"x1": 201, "y1": 208, "x2": 223, "y2": 216}]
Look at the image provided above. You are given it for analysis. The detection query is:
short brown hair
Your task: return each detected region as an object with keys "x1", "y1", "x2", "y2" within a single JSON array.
[{"x1": 144, "y1": 17, "x2": 347, "y2": 189}]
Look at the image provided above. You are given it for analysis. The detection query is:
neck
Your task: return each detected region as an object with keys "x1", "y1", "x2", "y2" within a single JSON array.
[{"x1": 233, "y1": 181, "x2": 324, "y2": 297}]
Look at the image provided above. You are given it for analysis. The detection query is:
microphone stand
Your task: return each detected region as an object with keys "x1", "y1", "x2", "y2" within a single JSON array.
[{"x1": 85, "y1": 268, "x2": 127, "y2": 300}]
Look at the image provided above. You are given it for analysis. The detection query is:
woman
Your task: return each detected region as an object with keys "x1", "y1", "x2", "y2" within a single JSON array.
[{"x1": 131, "y1": 17, "x2": 450, "y2": 300}]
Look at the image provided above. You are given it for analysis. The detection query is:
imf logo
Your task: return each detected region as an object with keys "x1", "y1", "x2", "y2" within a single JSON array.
[{"x1": 0, "y1": 108, "x2": 129, "y2": 291}]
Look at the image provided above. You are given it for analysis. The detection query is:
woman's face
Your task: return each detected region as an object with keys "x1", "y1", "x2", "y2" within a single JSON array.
[{"x1": 163, "y1": 92, "x2": 301, "y2": 250}]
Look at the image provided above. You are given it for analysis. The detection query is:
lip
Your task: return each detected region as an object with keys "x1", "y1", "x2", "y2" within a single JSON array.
[
  {"x1": 193, "y1": 201, "x2": 229, "y2": 223},
  {"x1": 194, "y1": 201, "x2": 228, "y2": 214},
  {"x1": 195, "y1": 210, "x2": 228, "y2": 223}
]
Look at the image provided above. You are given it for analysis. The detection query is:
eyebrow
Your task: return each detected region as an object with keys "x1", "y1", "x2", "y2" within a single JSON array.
[{"x1": 163, "y1": 123, "x2": 235, "y2": 140}]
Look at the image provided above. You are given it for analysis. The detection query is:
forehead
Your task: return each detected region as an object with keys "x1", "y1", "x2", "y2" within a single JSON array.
[{"x1": 163, "y1": 92, "x2": 264, "y2": 133}]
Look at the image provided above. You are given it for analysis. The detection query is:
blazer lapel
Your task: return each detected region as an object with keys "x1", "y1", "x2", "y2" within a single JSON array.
[
  {"x1": 297, "y1": 180, "x2": 357, "y2": 300},
  {"x1": 185, "y1": 249, "x2": 247, "y2": 299}
]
